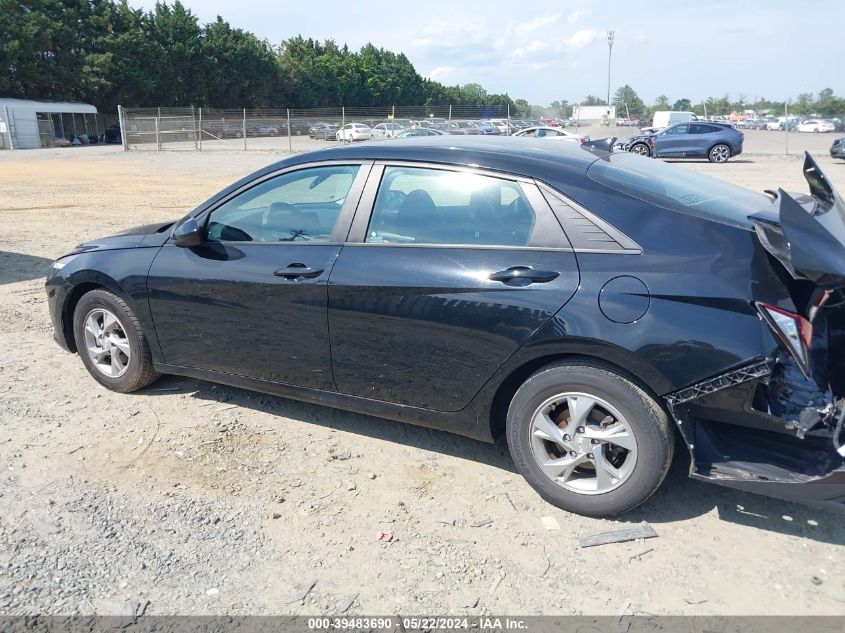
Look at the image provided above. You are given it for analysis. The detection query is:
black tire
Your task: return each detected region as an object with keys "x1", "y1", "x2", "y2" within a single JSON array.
[
  {"x1": 506, "y1": 361, "x2": 674, "y2": 517},
  {"x1": 72, "y1": 289, "x2": 160, "y2": 393},
  {"x1": 630, "y1": 143, "x2": 651, "y2": 157}
]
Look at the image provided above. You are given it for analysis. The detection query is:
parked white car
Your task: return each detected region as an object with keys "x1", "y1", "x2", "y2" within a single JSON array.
[
  {"x1": 512, "y1": 126, "x2": 586, "y2": 143},
  {"x1": 369, "y1": 122, "x2": 406, "y2": 139},
  {"x1": 336, "y1": 123, "x2": 372, "y2": 141},
  {"x1": 489, "y1": 119, "x2": 513, "y2": 134},
  {"x1": 795, "y1": 119, "x2": 835, "y2": 133}
]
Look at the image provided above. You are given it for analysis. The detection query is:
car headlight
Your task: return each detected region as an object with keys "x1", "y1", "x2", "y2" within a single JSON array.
[{"x1": 50, "y1": 254, "x2": 79, "y2": 271}]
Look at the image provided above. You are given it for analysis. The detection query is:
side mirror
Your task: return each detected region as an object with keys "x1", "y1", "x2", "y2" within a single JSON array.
[{"x1": 172, "y1": 217, "x2": 202, "y2": 247}]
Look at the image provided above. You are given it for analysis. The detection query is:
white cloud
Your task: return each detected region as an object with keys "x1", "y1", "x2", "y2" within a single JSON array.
[
  {"x1": 567, "y1": 9, "x2": 586, "y2": 24},
  {"x1": 426, "y1": 65, "x2": 457, "y2": 81},
  {"x1": 510, "y1": 11, "x2": 562, "y2": 37},
  {"x1": 509, "y1": 39, "x2": 549, "y2": 59},
  {"x1": 563, "y1": 28, "x2": 598, "y2": 48}
]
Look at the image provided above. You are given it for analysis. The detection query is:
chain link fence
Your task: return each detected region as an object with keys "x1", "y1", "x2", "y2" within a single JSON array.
[{"x1": 119, "y1": 105, "x2": 522, "y2": 151}]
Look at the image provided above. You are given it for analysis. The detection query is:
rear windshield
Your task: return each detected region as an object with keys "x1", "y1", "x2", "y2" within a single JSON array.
[{"x1": 587, "y1": 153, "x2": 770, "y2": 227}]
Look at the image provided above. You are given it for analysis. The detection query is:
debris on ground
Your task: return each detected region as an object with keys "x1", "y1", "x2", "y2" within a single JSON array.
[
  {"x1": 471, "y1": 518, "x2": 493, "y2": 528},
  {"x1": 376, "y1": 531, "x2": 393, "y2": 542},
  {"x1": 541, "y1": 516, "x2": 560, "y2": 531},
  {"x1": 579, "y1": 523, "x2": 658, "y2": 548}
]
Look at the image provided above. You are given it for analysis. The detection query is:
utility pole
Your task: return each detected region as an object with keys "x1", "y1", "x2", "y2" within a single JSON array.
[{"x1": 606, "y1": 30, "x2": 615, "y2": 107}]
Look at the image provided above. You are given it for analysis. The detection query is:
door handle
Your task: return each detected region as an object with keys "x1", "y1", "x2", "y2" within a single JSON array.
[
  {"x1": 273, "y1": 263, "x2": 324, "y2": 279},
  {"x1": 489, "y1": 266, "x2": 560, "y2": 284}
]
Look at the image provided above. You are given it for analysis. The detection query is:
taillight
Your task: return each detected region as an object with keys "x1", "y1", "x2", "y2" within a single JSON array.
[
  {"x1": 578, "y1": 136, "x2": 586, "y2": 144},
  {"x1": 756, "y1": 303, "x2": 811, "y2": 376}
]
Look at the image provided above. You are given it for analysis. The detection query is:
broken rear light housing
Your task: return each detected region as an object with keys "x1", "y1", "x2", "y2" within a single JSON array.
[{"x1": 756, "y1": 302, "x2": 811, "y2": 376}]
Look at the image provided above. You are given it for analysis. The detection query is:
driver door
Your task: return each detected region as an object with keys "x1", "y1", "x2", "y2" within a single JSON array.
[
  {"x1": 654, "y1": 124, "x2": 689, "y2": 157},
  {"x1": 146, "y1": 162, "x2": 370, "y2": 388}
]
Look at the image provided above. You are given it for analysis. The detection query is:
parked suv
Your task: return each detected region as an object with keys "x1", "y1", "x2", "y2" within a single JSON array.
[{"x1": 622, "y1": 122, "x2": 743, "y2": 163}]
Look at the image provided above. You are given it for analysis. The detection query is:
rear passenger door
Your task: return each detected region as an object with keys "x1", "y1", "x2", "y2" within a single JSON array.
[
  {"x1": 326, "y1": 164, "x2": 580, "y2": 412},
  {"x1": 689, "y1": 124, "x2": 718, "y2": 157}
]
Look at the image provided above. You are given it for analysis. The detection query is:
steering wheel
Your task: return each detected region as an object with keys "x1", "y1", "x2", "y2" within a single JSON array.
[{"x1": 382, "y1": 190, "x2": 406, "y2": 212}]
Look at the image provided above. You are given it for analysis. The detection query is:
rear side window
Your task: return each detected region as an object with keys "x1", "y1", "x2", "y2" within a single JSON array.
[
  {"x1": 365, "y1": 167, "x2": 536, "y2": 246},
  {"x1": 587, "y1": 153, "x2": 769, "y2": 227}
]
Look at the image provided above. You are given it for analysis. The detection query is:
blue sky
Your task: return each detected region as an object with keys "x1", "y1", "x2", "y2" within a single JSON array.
[{"x1": 131, "y1": 0, "x2": 844, "y2": 105}]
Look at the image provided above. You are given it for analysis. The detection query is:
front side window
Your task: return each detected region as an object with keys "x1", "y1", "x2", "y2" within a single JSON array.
[
  {"x1": 663, "y1": 124, "x2": 689, "y2": 136},
  {"x1": 206, "y1": 165, "x2": 359, "y2": 242},
  {"x1": 365, "y1": 167, "x2": 536, "y2": 246}
]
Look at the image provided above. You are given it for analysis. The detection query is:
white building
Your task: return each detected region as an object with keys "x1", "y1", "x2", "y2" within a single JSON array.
[
  {"x1": 0, "y1": 98, "x2": 98, "y2": 149},
  {"x1": 572, "y1": 105, "x2": 616, "y2": 123}
]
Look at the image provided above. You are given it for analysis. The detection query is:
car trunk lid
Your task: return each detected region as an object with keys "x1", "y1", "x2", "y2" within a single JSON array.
[{"x1": 750, "y1": 152, "x2": 845, "y2": 290}]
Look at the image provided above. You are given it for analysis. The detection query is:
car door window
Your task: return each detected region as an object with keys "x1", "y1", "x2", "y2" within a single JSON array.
[
  {"x1": 365, "y1": 167, "x2": 536, "y2": 246},
  {"x1": 665, "y1": 125, "x2": 689, "y2": 136},
  {"x1": 206, "y1": 165, "x2": 359, "y2": 243}
]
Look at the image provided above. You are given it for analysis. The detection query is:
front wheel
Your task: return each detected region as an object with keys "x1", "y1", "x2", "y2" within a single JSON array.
[
  {"x1": 708, "y1": 144, "x2": 731, "y2": 163},
  {"x1": 506, "y1": 362, "x2": 674, "y2": 517},
  {"x1": 630, "y1": 143, "x2": 650, "y2": 157},
  {"x1": 73, "y1": 289, "x2": 160, "y2": 393}
]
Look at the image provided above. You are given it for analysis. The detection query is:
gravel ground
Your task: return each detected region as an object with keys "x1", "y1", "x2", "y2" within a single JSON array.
[{"x1": 0, "y1": 132, "x2": 844, "y2": 616}]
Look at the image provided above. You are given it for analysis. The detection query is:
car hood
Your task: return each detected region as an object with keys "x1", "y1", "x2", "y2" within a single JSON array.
[
  {"x1": 750, "y1": 153, "x2": 845, "y2": 289},
  {"x1": 71, "y1": 221, "x2": 175, "y2": 254}
]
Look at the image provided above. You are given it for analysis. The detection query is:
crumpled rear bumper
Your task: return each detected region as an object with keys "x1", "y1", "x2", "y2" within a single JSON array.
[{"x1": 666, "y1": 359, "x2": 845, "y2": 510}]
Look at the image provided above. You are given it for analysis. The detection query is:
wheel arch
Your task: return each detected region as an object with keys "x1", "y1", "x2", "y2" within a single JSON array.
[
  {"x1": 487, "y1": 350, "x2": 672, "y2": 441},
  {"x1": 708, "y1": 141, "x2": 732, "y2": 157},
  {"x1": 60, "y1": 272, "x2": 127, "y2": 353}
]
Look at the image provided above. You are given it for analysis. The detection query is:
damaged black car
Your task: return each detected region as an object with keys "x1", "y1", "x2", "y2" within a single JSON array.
[{"x1": 45, "y1": 137, "x2": 845, "y2": 516}]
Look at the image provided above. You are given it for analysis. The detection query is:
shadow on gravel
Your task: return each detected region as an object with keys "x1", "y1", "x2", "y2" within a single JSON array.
[
  {"x1": 0, "y1": 251, "x2": 53, "y2": 285},
  {"x1": 141, "y1": 374, "x2": 845, "y2": 545}
]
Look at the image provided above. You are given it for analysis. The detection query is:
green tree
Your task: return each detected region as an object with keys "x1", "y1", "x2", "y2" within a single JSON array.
[
  {"x1": 203, "y1": 16, "x2": 276, "y2": 108},
  {"x1": 612, "y1": 84, "x2": 645, "y2": 117},
  {"x1": 581, "y1": 94, "x2": 607, "y2": 106},
  {"x1": 672, "y1": 98, "x2": 692, "y2": 111},
  {"x1": 148, "y1": 1, "x2": 207, "y2": 105},
  {"x1": 653, "y1": 94, "x2": 670, "y2": 110}
]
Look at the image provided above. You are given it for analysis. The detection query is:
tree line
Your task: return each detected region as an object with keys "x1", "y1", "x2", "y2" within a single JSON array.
[
  {"x1": 0, "y1": 0, "x2": 518, "y2": 112},
  {"x1": 545, "y1": 86, "x2": 845, "y2": 120}
]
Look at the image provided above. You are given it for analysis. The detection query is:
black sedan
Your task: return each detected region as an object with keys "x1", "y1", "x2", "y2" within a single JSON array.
[{"x1": 46, "y1": 137, "x2": 845, "y2": 516}]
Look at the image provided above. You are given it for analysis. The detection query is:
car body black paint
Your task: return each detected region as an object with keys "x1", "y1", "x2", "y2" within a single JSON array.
[{"x1": 46, "y1": 137, "x2": 845, "y2": 508}]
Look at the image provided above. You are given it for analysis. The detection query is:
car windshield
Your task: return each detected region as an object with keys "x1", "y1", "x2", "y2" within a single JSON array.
[{"x1": 587, "y1": 153, "x2": 770, "y2": 228}]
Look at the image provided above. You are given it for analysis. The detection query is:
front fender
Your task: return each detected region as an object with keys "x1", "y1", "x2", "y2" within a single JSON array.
[{"x1": 46, "y1": 248, "x2": 163, "y2": 360}]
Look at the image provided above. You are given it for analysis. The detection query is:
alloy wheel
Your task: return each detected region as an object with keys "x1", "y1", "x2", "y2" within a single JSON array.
[
  {"x1": 528, "y1": 392, "x2": 638, "y2": 494},
  {"x1": 82, "y1": 308, "x2": 132, "y2": 378},
  {"x1": 631, "y1": 144, "x2": 649, "y2": 156},
  {"x1": 709, "y1": 145, "x2": 730, "y2": 162}
]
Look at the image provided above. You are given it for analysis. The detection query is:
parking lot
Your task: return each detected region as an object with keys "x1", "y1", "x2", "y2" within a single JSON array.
[{"x1": 1, "y1": 131, "x2": 844, "y2": 616}]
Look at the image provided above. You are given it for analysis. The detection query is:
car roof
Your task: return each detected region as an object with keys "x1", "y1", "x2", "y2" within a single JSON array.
[{"x1": 196, "y1": 137, "x2": 603, "y2": 213}]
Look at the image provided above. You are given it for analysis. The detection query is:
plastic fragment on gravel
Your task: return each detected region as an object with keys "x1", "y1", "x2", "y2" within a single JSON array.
[
  {"x1": 541, "y1": 516, "x2": 560, "y2": 531},
  {"x1": 376, "y1": 531, "x2": 393, "y2": 542},
  {"x1": 579, "y1": 523, "x2": 658, "y2": 548}
]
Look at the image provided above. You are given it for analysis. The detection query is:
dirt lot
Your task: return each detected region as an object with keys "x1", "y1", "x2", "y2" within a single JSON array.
[{"x1": 1, "y1": 132, "x2": 844, "y2": 616}]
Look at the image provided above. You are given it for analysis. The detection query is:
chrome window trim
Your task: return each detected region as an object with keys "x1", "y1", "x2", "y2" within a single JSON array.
[
  {"x1": 346, "y1": 162, "x2": 569, "y2": 249},
  {"x1": 193, "y1": 160, "x2": 373, "y2": 245}
]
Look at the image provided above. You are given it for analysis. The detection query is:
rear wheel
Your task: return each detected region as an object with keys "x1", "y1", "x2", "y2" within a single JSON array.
[
  {"x1": 708, "y1": 143, "x2": 731, "y2": 163},
  {"x1": 73, "y1": 289, "x2": 160, "y2": 393},
  {"x1": 506, "y1": 362, "x2": 674, "y2": 516},
  {"x1": 630, "y1": 143, "x2": 650, "y2": 157}
]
